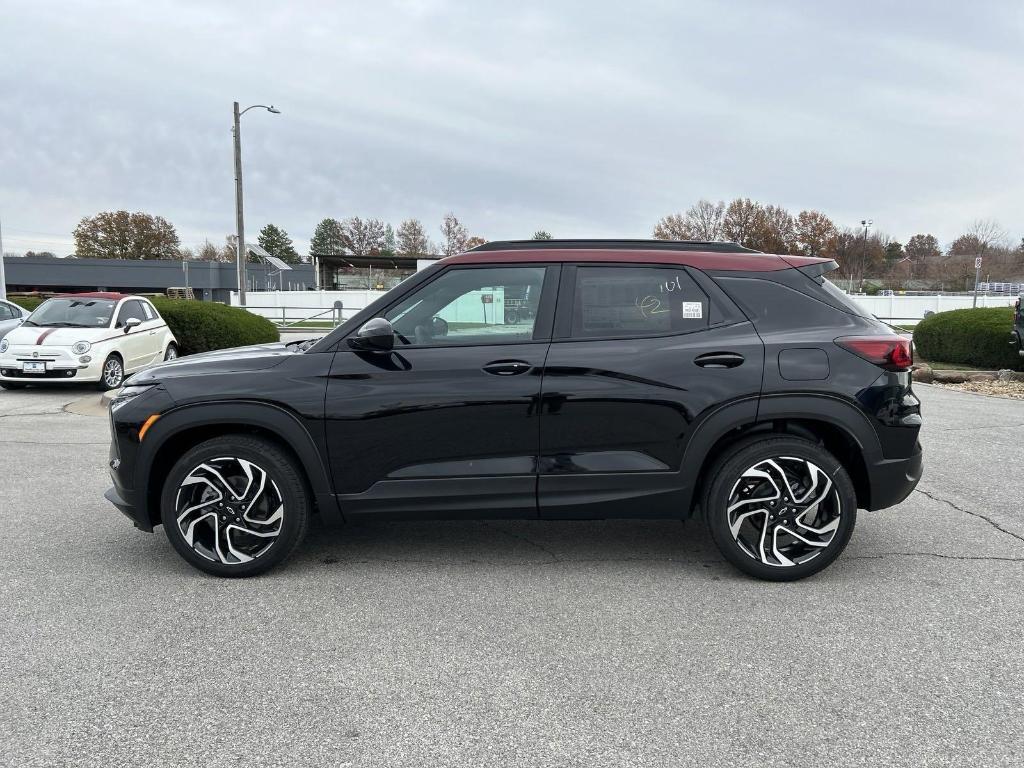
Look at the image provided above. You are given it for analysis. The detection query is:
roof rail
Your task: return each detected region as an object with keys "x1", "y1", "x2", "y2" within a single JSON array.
[{"x1": 469, "y1": 239, "x2": 761, "y2": 254}]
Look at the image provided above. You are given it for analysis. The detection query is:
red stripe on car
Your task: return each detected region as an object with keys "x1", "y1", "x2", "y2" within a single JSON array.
[{"x1": 36, "y1": 328, "x2": 58, "y2": 345}]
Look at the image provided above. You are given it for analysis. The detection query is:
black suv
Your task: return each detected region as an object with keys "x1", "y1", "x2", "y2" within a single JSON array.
[{"x1": 106, "y1": 240, "x2": 923, "y2": 580}]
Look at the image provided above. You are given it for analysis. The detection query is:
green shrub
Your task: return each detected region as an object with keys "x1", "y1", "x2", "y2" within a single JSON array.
[
  {"x1": 10, "y1": 296, "x2": 44, "y2": 312},
  {"x1": 151, "y1": 298, "x2": 279, "y2": 356},
  {"x1": 914, "y1": 307, "x2": 1022, "y2": 371}
]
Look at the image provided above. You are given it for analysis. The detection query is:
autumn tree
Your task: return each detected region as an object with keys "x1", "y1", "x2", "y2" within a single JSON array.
[
  {"x1": 220, "y1": 235, "x2": 238, "y2": 262},
  {"x1": 721, "y1": 199, "x2": 763, "y2": 248},
  {"x1": 73, "y1": 210, "x2": 180, "y2": 260},
  {"x1": 904, "y1": 234, "x2": 941, "y2": 261},
  {"x1": 194, "y1": 240, "x2": 224, "y2": 262},
  {"x1": 465, "y1": 236, "x2": 488, "y2": 249},
  {"x1": 343, "y1": 217, "x2": 386, "y2": 257},
  {"x1": 397, "y1": 219, "x2": 430, "y2": 256},
  {"x1": 532, "y1": 230, "x2": 552, "y2": 240},
  {"x1": 751, "y1": 205, "x2": 796, "y2": 253},
  {"x1": 310, "y1": 218, "x2": 347, "y2": 257},
  {"x1": 440, "y1": 212, "x2": 468, "y2": 257},
  {"x1": 794, "y1": 210, "x2": 836, "y2": 257},
  {"x1": 257, "y1": 224, "x2": 300, "y2": 264},
  {"x1": 652, "y1": 213, "x2": 692, "y2": 240}
]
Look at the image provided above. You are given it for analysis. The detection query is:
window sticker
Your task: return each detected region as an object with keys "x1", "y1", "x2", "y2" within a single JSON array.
[{"x1": 682, "y1": 301, "x2": 703, "y2": 319}]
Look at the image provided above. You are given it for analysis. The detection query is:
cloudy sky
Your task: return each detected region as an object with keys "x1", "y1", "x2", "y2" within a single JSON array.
[{"x1": 1, "y1": 0, "x2": 1021, "y2": 255}]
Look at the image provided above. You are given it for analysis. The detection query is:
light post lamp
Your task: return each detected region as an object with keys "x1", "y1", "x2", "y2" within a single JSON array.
[{"x1": 232, "y1": 102, "x2": 280, "y2": 307}]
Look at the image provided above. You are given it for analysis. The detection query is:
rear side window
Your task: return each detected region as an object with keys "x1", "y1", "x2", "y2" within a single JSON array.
[
  {"x1": 572, "y1": 266, "x2": 709, "y2": 338},
  {"x1": 0, "y1": 303, "x2": 14, "y2": 320}
]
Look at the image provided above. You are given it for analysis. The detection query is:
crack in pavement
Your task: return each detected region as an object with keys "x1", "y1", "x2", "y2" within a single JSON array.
[
  {"x1": 850, "y1": 552, "x2": 1024, "y2": 563},
  {"x1": 914, "y1": 487, "x2": 1024, "y2": 545},
  {"x1": 480, "y1": 522, "x2": 563, "y2": 561}
]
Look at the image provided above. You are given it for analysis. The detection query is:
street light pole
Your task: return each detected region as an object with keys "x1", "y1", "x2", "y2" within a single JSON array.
[
  {"x1": 232, "y1": 102, "x2": 280, "y2": 308},
  {"x1": 859, "y1": 219, "x2": 873, "y2": 293},
  {"x1": 0, "y1": 217, "x2": 6, "y2": 300},
  {"x1": 232, "y1": 101, "x2": 246, "y2": 307}
]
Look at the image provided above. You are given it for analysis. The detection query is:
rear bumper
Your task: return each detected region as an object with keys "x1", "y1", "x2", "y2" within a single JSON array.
[{"x1": 866, "y1": 441, "x2": 923, "y2": 511}]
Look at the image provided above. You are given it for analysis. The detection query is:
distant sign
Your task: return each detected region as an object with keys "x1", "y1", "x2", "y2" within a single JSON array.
[
  {"x1": 480, "y1": 293, "x2": 493, "y2": 304},
  {"x1": 975, "y1": 257, "x2": 983, "y2": 269}
]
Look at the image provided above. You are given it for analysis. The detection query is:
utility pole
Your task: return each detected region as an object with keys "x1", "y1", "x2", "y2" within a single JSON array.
[
  {"x1": 0, "y1": 217, "x2": 6, "y2": 300},
  {"x1": 232, "y1": 101, "x2": 246, "y2": 307},
  {"x1": 859, "y1": 219, "x2": 872, "y2": 293}
]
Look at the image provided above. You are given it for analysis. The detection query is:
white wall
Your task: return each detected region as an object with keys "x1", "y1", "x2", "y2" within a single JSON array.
[{"x1": 231, "y1": 290, "x2": 386, "y2": 323}]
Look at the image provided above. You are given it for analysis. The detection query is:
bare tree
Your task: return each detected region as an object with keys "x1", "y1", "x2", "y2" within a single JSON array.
[
  {"x1": 343, "y1": 217, "x2": 386, "y2": 257},
  {"x1": 684, "y1": 199, "x2": 725, "y2": 240},
  {"x1": 968, "y1": 219, "x2": 1007, "y2": 250},
  {"x1": 397, "y1": 219, "x2": 430, "y2": 257},
  {"x1": 439, "y1": 212, "x2": 468, "y2": 257},
  {"x1": 652, "y1": 213, "x2": 692, "y2": 240}
]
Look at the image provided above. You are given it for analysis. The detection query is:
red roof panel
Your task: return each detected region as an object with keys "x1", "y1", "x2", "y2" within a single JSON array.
[{"x1": 443, "y1": 248, "x2": 830, "y2": 272}]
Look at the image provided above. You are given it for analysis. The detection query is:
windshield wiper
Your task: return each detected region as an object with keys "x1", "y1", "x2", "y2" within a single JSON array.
[{"x1": 22, "y1": 319, "x2": 38, "y2": 326}]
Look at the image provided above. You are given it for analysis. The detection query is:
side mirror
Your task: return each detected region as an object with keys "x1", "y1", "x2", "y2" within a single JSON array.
[
  {"x1": 348, "y1": 317, "x2": 395, "y2": 352},
  {"x1": 124, "y1": 317, "x2": 142, "y2": 333}
]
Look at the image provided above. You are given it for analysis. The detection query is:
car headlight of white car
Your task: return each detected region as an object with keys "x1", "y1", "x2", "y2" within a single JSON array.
[
  {"x1": 0, "y1": 338, "x2": 8, "y2": 354},
  {"x1": 72, "y1": 341, "x2": 91, "y2": 355}
]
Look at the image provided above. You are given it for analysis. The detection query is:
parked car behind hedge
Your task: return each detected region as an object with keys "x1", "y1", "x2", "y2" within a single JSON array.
[
  {"x1": 914, "y1": 307, "x2": 1023, "y2": 372},
  {"x1": 11, "y1": 295, "x2": 279, "y2": 357}
]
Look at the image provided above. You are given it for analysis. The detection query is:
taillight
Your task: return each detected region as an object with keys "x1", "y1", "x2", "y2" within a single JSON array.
[{"x1": 835, "y1": 335, "x2": 913, "y2": 371}]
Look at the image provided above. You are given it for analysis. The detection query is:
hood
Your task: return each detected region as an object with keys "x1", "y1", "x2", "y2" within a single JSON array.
[
  {"x1": 128, "y1": 339, "x2": 316, "y2": 384},
  {"x1": 2, "y1": 324, "x2": 116, "y2": 347}
]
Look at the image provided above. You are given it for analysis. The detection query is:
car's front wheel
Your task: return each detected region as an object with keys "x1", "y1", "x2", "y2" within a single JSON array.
[
  {"x1": 97, "y1": 354, "x2": 124, "y2": 391},
  {"x1": 164, "y1": 343, "x2": 178, "y2": 361},
  {"x1": 160, "y1": 435, "x2": 310, "y2": 577},
  {"x1": 704, "y1": 437, "x2": 857, "y2": 581}
]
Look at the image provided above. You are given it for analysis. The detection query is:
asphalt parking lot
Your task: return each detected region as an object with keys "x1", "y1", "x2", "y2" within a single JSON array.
[{"x1": 1, "y1": 384, "x2": 1022, "y2": 767}]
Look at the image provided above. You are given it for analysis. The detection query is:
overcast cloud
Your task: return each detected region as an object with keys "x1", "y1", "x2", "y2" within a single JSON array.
[{"x1": 1, "y1": 0, "x2": 1021, "y2": 255}]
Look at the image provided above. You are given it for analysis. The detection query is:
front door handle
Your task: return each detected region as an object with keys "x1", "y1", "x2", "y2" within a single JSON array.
[
  {"x1": 694, "y1": 352, "x2": 745, "y2": 369},
  {"x1": 482, "y1": 360, "x2": 532, "y2": 376}
]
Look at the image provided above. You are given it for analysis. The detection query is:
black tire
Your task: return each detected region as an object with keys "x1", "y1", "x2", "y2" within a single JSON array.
[
  {"x1": 164, "y1": 343, "x2": 179, "y2": 361},
  {"x1": 160, "y1": 434, "x2": 310, "y2": 577},
  {"x1": 96, "y1": 354, "x2": 124, "y2": 391},
  {"x1": 704, "y1": 437, "x2": 857, "y2": 581},
  {"x1": 0, "y1": 381, "x2": 27, "y2": 390}
]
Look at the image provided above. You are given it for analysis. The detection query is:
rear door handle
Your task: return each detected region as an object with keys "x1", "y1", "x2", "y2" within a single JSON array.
[
  {"x1": 482, "y1": 360, "x2": 532, "y2": 376},
  {"x1": 694, "y1": 352, "x2": 745, "y2": 369}
]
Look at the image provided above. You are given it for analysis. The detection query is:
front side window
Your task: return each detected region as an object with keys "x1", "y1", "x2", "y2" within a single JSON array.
[
  {"x1": 27, "y1": 298, "x2": 116, "y2": 328},
  {"x1": 384, "y1": 266, "x2": 546, "y2": 346},
  {"x1": 572, "y1": 266, "x2": 710, "y2": 338},
  {"x1": 115, "y1": 300, "x2": 147, "y2": 327}
]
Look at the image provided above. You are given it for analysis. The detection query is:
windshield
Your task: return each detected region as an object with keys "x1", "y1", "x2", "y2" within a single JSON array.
[{"x1": 26, "y1": 298, "x2": 117, "y2": 328}]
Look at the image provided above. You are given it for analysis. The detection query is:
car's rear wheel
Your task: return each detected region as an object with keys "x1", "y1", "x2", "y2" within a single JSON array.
[
  {"x1": 97, "y1": 354, "x2": 124, "y2": 391},
  {"x1": 164, "y1": 343, "x2": 178, "y2": 361},
  {"x1": 704, "y1": 437, "x2": 857, "y2": 581},
  {"x1": 160, "y1": 435, "x2": 310, "y2": 577}
]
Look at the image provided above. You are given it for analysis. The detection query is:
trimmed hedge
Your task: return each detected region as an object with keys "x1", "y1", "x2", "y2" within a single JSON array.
[
  {"x1": 914, "y1": 307, "x2": 1022, "y2": 371},
  {"x1": 10, "y1": 296, "x2": 43, "y2": 312},
  {"x1": 151, "y1": 298, "x2": 278, "y2": 356}
]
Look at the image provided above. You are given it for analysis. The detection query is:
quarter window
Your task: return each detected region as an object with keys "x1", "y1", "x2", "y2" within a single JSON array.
[
  {"x1": 384, "y1": 267, "x2": 547, "y2": 346},
  {"x1": 0, "y1": 303, "x2": 14, "y2": 320},
  {"x1": 571, "y1": 266, "x2": 710, "y2": 338}
]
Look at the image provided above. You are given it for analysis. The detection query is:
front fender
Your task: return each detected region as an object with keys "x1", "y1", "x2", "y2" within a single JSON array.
[{"x1": 134, "y1": 400, "x2": 340, "y2": 527}]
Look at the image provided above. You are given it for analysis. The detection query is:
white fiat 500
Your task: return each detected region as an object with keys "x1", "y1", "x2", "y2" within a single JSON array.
[{"x1": 0, "y1": 293, "x2": 178, "y2": 390}]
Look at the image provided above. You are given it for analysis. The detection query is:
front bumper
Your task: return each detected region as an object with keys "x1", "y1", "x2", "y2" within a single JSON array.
[
  {"x1": 0, "y1": 353, "x2": 105, "y2": 382},
  {"x1": 104, "y1": 485, "x2": 152, "y2": 532},
  {"x1": 866, "y1": 441, "x2": 923, "y2": 511}
]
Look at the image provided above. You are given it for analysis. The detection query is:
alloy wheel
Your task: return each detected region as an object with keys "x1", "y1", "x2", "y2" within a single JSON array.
[
  {"x1": 174, "y1": 457, "x2": 284, "y2": 564},
  {"x1": 103, "y1": 358, "x2": 123, "y2": 388},
  {"x1": 726, "y1": 456, "x2": 841, "y2": 567}
]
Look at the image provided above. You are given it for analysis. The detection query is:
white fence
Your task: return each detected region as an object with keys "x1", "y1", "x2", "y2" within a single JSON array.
[
  {"x1": 849, "y1": 294, "x2": 1017, "y2": 323},
  {"x1": 233, "y1": 289, "x2": 1019, "y2": 328}
]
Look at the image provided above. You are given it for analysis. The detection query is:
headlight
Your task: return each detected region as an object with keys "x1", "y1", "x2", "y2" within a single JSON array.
[
  {"x1": 0, "y1": 338, "x2": 8, "y2": 354},
  {"x1": 109, "y1": 384, "x2": 156, "y2": 411},
  {"x1": 72, "y1": 341, "x2": 91, "y2": 355}
]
